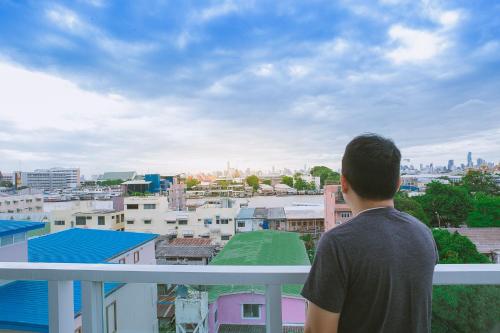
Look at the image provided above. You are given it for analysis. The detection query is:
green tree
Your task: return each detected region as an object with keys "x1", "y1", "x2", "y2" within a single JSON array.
[
  {"x1": 462, "y1": 170, "x2": 499, "y2": 195},
  {"x1": 415, "y1": 182, "x2": 473, "y2": 227},
  {"x1": 246, "y1": 175, "x2": 260, "y2": 191},
  {"x1": 281, "y1": 176, "x2": 294, "y2": 188},
  {"x1": 97, "y1": 179, "x2": 123, "y2": 186},
  {"x1": 467, "y1": 193, "x2": 500, "y2": 227},
  {"x1": 0, "y1": 180, "x2": 13, "y2": 187},
  {"x1": 186, "y1": 177, "x2": 200, "y2": 190},
  {"x1": 262, "y1": 179, "x2": 272, "y2": 186},
  {"x1": 293, "y1": 174, "x2": 309, "y2": 191},
  {"x1": 394, "y1": 192, "x2": 429, "y2": 225},
  {"x1": 300, "y1": 234, "x2": 316, "y2": 263},
  {"x1": 431, "y1": 229, "x2": 499, "y2": 333},
  {"x1": 310, "y1": 166, "x2": 340, "y2": 188}
]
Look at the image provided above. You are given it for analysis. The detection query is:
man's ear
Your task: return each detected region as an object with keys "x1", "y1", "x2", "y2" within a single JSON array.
[{"x1": 341, "y1": 175, "x2": 349, "y2": 194}]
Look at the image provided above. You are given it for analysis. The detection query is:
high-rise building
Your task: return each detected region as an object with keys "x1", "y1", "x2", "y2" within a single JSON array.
[
  {"x1": 477, "y1": 158, "x2": 486, "y2": 167},
  {"x1": 447, "y1": 160, "x2": 454, "y2": 171},
  {"x1": 467, "y1": 152, "x2": 473, "y2": 168},
  {"x1": 19, "y1": 168, "x2": 80, "y2": 190}
]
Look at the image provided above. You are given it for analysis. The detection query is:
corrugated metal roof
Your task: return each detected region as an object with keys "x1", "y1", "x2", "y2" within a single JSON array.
[
  {"x1": 0, "y1": 229, "x2": 157, "y2": 331},
  {"x1": 0, "y1": 220, "x2": 45, "y2": 237},
  {"x1": 236, "y1": 208, "x2": 256, "y2": 219},
  {"x1": 446, "y1": 228, "x2": 500, "y2": 253}
]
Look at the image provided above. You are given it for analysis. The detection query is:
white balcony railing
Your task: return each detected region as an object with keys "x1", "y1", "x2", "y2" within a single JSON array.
[{"x1": 0, "y1": 263, "x2": 499, "y2": 333}]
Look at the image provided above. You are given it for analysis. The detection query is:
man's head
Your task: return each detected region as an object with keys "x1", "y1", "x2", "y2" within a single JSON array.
[{"x1": 341, "y1": 134, "x2": 401, "y2": 204}]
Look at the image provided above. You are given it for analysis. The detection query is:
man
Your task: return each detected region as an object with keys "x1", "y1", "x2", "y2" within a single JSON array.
[{"x1": 302, "y1": 134, "x2": 438, "y2": 333}]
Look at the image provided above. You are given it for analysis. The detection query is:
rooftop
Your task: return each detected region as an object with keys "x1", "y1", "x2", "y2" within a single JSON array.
[
  {"x1": 99, "y1": 171, "x2": 136, "y2": 181},
  {"x1": 0, "y1": 228, "x2": 157, "y2": 331},
  {"x1": 284, "y1": 206, "x2": 324, "y2": 220},
  {"x1": 0, "y1": 220, "x2": 45, "y2": 237},
  {"x1": 208, "y1": 231, "x2": 310, "y2": 302},
  {"x1": 446, "y1": 228, "x2": 500, "y2": 253}
]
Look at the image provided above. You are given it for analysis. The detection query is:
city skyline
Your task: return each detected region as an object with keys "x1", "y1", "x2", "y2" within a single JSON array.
[{"x1": 0, "y1": 1, "x2": 499, "y2": 175}]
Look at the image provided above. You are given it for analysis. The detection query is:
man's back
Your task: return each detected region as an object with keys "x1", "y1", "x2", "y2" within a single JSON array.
[{"x1": 301, "y1": 207, "x2": 438, "y2": 333}]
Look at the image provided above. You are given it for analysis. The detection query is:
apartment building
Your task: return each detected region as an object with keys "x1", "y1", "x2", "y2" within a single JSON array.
[
  {"x1": 19, "y1": 167, "x2": 80, "y2": 190},
  {"x1": 124, "y1": 197, "x2": 239, "y2": 245},
  {"x1": 0, "y1": 191, "x2": 44, "y2": 215},
  {"x1": 0, "y1": 225, "x2": 159, "y2": 332},
  {"x1": 324, "y1": 184, "x2": 353, "y2": 231},
  {"x1": 50, "y1": 208, "x2": 126, "y2": 232}
]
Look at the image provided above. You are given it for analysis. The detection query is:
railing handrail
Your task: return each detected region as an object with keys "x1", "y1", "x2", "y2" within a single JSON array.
[{"x1": 0, "y1": 262, "x2": 499, "y2": 285}]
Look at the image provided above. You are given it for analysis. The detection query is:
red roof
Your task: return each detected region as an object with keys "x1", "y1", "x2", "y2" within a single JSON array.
[{"x1": 169, "y1": 238, "x2": 212, "y2": 246}]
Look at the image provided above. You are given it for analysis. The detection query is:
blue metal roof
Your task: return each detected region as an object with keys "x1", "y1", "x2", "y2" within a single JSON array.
[
  {"x1": 0, "y1": 228, "x2": 158, "y2": 332},
  {"x1": 29, "y1": 228, "x2": 157, "y2": 263},
  {"x1": 236, "y1": 207, "x2": 256, "y2": 219},
  {"x1": 0, "y1": 220, "x2": 45, "y2": 237}
]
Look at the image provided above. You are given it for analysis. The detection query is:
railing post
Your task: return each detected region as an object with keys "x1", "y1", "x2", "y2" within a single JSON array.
[
  {"x1": 82, "y1": 281, "x2": 105, "y2": 333},
  {"x1": 48, "y1": 280, "x2": 74, "y2": 333},
  {"x1": 265, "y1": 284, "x2": 282, "y2": 333}
]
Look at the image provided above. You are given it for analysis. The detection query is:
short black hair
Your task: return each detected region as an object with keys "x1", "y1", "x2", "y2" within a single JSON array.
[{"x1": 341, "y1": 134, "x2": 401, "y2": 200}]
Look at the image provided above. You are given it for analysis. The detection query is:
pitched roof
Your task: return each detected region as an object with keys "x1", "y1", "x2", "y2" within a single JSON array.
[
  {"x1": 0, "y1": 220, "x2": 45, "y2": 237},
  {"x1": 156, "y1": 246, "x2": 217, "y2": 259},
  {"x1": 0, "y1": 229, "x2": 157, "y2": 331},
  {"x1": 208, "y1": 231, "x2": 310, "y2": 302},
  {"x1": 169, "y1": 238, "x2": 212, "y2": 246},
  {"x1": 236, "y1": 207, "x2": 255, "y2": 219},
  {"x1": 446, "y1": 228, "x2": 500, "y2": 253},
  {"x1": 29, "y1": 228, "x2": 158, "y2": 263},
  {"x1": 99, "y1": 171, "x2": 136, "y2": 181}
]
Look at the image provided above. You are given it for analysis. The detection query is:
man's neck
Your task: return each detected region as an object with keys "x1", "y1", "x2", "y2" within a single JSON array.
[{"x1": 350, "y1": 199, "x2": 394, "y2": 216}]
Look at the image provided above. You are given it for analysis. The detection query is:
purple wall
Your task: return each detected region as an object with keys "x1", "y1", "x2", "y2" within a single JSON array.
[
  {"x1": 0, "y1": 241, "x2": 28, "y2": 262},
  {"x1": 208, "y1": 293, "x2": 306, "y2": 333}
]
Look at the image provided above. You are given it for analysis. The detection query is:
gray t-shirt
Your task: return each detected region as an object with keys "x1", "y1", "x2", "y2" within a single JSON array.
[{"x1": 301, "y1": 207, "x2": 438, "y2": 333}]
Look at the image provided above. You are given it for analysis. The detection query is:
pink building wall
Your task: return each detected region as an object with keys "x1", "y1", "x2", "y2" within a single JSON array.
[
  {"x1": 324, "y1": 185, "x2": 352, "y2": 231},
  {"x1": 0, "y1": 241, "x2": 28, "y2": 262},
  {"x1": 208, "y1": 293, "x2": 306, "y2": 333}
]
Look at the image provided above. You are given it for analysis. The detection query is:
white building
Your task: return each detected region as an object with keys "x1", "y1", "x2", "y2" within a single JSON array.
[
  {"x1": 19, "y1": 167, "x2": 80, "y2": 190},
  {"x1": 124, "y1": 197, "x2": 239, "y2": 245},
  {"x1": 0, "y1": 191, "x2": 44, "y2": 215},
  {"x1": 50, "y1": 208, "x2": 125, "y2": 232}
]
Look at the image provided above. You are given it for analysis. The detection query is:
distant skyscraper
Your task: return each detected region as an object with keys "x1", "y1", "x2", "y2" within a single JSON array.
[
  {"x1": 467, "y1": 152, "x2": 473, "y2": 167},
  {"x1": 448, "y1": 160, "x2": 454, "y2": 171},
  {"x1": 477, "y1": 158, "x2": 486, "y2": 167}
]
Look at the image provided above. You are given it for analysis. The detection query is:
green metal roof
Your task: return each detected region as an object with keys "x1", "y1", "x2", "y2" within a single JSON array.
[{"x1": 208, "y1": 231, "x2": 310, "y2": 302}]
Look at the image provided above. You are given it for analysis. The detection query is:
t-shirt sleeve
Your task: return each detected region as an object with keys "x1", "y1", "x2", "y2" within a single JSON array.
[{"x1": 300, "y1": 234, "x2": 348, "y2": 313}]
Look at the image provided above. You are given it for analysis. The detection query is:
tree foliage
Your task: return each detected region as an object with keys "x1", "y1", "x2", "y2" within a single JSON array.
[
  {"x1": 462, "y1": 170, "x2": 499, "y2": 195},
  {"x1": 186, "y1": 177, "x2": 200, "y2": 190},
  {"x1": 310, "y1": 166, "x2": 340, "y2": 188},
  {"x1": 262, "y1": 179, "x2": 272, "y2": 186},
  {"x1": 431, "y1": 229, "x2": 499, "y2": 333},
  {"x1": 281, "y1": 176, "x2": 294, "y2": 188},
  {"x1": 415, "y1": 182, "x2": 473, "y2": 227},
  {"x1": 467, "y1": 193, "x2": 500, "y2": 227},
  {"x1": 246, "y1": 175, "x2": 260, "y2": 191},
  {"x1": 394, "y1": 192, "x2": 429, "y2": 225},
  {"x1": 97, "y1": 179, "x2": 123, "y2": 186}
]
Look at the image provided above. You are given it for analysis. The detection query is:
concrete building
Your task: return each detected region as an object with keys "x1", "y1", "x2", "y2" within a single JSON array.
[
  {"x1": 99, "y1": 171, "x2": 137, "y2": 181},
  {"x1": 50, "y1": 208, "x2": 126, "y2": 232},
  {"x1": 0, "y1": 191, "x2": 44, "y2": 215},
  {"x1": 235, "y1": 207, "x2": 287, "y2": 232},
  {"x1": 124, "y1": 197, "x2": 239, "y2": 245},
  {"x1": 19, "y1": 168, "x2": 80, "y2": 190},
  {"x1": 0, "y1": 226, "x2": 158, "y2": 332},
  {"x1": 207, "y1": 231, "x2": 309, "y2": 333},
  {"x1": 324, "y1": 185, "x2": 353, "y2": 231},
  {"x1": 0, "y1": 220, "x2": 45, "y2": 263}
]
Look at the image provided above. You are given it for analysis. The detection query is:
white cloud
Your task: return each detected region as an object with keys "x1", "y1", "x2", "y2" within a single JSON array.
[
  {"x1": 253, "y1": 63, "x2": 274, "y2": 77},
  {"x1": 46, "y1": 6, "x2": 88, "y2": 34},
  {"x1": 386, "y1": 25, "x2": 447, "y2": 64},
  {"x1": 198, "y1": 1, "x2": 242, "y2": 22}
]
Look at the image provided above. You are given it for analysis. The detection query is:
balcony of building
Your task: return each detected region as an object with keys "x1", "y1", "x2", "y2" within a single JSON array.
[{"x1": 0, "y1": 263, "x2": 498, "y2": 333}]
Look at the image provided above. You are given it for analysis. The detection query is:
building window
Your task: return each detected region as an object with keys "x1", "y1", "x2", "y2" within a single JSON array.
[
  {"x1": 221, "y1": 235, "x2": 231, "y2": 241},
  {"x1": 220, "y1": 218, "x2": 229, "y2": 225},
  {"x1": 134, "y1": 251, "x2": 140, "y2": 263},
  {"x1": 144, "y1": 204, "x2": 156, "y2": 209},
  {"x1": 118, "y1": 258, "x2": 125, "y2": 264},
  {"x1": 178, "y1": 219, "x2": 188, "y2": 225},
  {"x1": 340, "y1": 212, "x2": 352, "y2": 218},
  {"x1": 144, "y1": 219, "x2": 152, "y2": 224},
  {"x1": 184, "y1": 234, "x2": 193, "y2": 238},
  {"x1": 200, "y1": 234, "x2": 210, "y2": 239},
  {"x1": 54, "y1": 220, "x2": 65, "y2": 226},
  {"x1": 242, "y1": 304, "x2": 261, "y2": 319},
  {"x1": 237, "y1": 222, "x2": 245, "y2": 228},
  {"x1": 126, "y1": 204, "x2": 139, "y2": 210},
  {"x1": 0, "y1": 235, "x2": 14, "y2": 247},
  {"x1": 98, "y1": 216, "x2": 105, "y2": 225},
  {"x1": 126, "y1": 220, "x2": 134, "y2": 224},
  {"x1": 215, "y1": 215, "x2": 220, "y2": 224},
  {"x1": 204, "y1": 218, "x2": 212, "y2": 225},
  {"x1": 75, "y1": 216, "x2": 87, "y2": 225},
  {"x1": 13, "y1": 232, "x2": 26, "y2": 243},
  {"x1": 166, "y1": 220, "x2": 176, "y2": 224},
  {"x1": 214, "y1": 309, "x2": 218, "y2": 324},
  {"x1": 106, "y1": 301, "x2": 117, "y2": 333}
]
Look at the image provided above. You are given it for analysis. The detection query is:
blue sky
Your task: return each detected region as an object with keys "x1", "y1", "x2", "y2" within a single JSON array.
[{"x1": 0, "y1": 0, "x2": 499, "y2": 175}]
